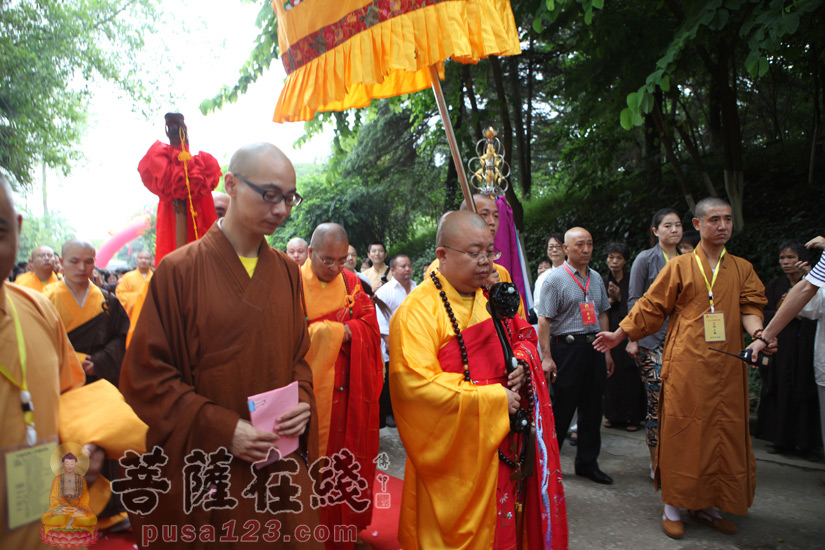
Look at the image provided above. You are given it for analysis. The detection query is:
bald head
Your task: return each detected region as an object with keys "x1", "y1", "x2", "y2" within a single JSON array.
[
  {"x1": 564, "y1": 227, "x2": 591, "y2": 246},
  {"x1": 459, "y1": 194, "x2": 497, "y2": 211},
  {"x1": 228, "y1": 142, "x2": 294, "y2": 178},
  {"x1": 436, "y1": 211, "x2": 490, "y2": 248},
  {"x1": 60, "y1": 239, "x2": 96, "y2": 291},
  {"x1": 309, "y1": 224, "x2": 347, "y2": 249},
  {"x1": 308, "y1": 224, "x2": 349, "y2": 282},
  {"x1": 563, "y1": 227, "x2": 593, "y2": 271},
  {"x1": 0, "y1": 173, "x2": 22, "y2": 283},
  {"x1": 694, "y1": 197, "x2": 730, "y2": 220},
  {"x1": 459, "y1": 194, "x2": 499, "y2": 237},
  {"x1": 61, "y1": 238, "x2": 95, "y2": 258},
  {"x1": 435, "y1": 211, "x2": 495, "y2": 294},
  {"x1": 286, "y1": 237, "x2": 308, "y2": 266},
  {"x1": 212, "y1": 191, "x2": 230, "y2": 218},
  {"x1": 29, "y1": 245, "x2": 56, "y2": 280}
]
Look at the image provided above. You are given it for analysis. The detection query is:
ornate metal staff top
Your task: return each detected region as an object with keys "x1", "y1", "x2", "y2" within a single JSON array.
[{"x1": 468, "y1": 127, "x2": 510, "y2": 196}]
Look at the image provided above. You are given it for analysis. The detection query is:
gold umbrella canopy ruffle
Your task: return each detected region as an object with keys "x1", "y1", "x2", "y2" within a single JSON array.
[{"x1": 272, "y1": 0, "x2": 521, "y2": 122}]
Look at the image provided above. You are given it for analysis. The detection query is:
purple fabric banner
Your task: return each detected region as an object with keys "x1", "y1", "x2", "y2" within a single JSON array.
[{"x1": 494, "y1": 196, "x2": 527, "y2": 304}]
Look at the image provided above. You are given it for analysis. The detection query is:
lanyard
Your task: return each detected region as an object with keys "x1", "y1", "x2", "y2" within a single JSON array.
[
  {"x1": 663, "y1": 250, "x2": 670, "y2": 263},
  {"x1": 0, "y1": 295, "x2": 37, "y2": 446},
  {"x1": 562, "y1": 264, "x2": 591, "y2": 300},
  {"x1": 693, "y1": 247, "x2": 726, "y2": 313}
]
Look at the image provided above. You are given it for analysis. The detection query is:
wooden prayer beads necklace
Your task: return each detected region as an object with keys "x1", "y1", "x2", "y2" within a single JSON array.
[{"x1": 430, "y1": 271, "x2": 471, "y2": 381}]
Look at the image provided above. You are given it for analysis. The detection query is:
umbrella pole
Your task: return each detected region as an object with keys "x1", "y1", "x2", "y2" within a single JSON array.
[{"x1": 429, "y1": 65, "x2": 477, "y2": 214}]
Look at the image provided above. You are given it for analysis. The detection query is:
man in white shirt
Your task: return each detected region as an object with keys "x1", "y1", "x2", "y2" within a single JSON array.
[{"x1": 375, "y1": 254, "x2": 416, "y2": 427}]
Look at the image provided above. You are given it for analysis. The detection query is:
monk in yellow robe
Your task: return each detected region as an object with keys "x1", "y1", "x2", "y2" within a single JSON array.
[
  {"x1": 15, "y1": 245, "x2": 59, "y2": 292},
  {"x1": 45, "y1": 240, "x2": 129, "y2": 388},
  {"x1": 41, "y1": 452, "x2": 98, "y2": 545},
  {"x1": 45, "y1": 239, "x2": 131, "y2": 529},
  {"x1": 0, "y1": 175, "x2": 87, "y2": 549},
  {"x1": 595, "y1": 198, "x2": 769, "y2": 540},
  {"x1": 115, "y1": 250, "x2": 153, "y2": 317},
  {"x1": 300, "y1": 223, "x2": 383, "y2": 546},
  {"x1": 428, "y1": 195, "x2": 525, "y2": 319},
  {"x1": 390, "y1": 211, "x2": 567, "y2": 550}
]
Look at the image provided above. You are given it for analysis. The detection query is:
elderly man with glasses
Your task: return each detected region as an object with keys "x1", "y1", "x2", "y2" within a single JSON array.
[
  {"x1": 300, "y1": 223, "x2": 383, "y2": 544},
  {"x1": 15, "y1": 246, "x2": 59, "y2": 291}
]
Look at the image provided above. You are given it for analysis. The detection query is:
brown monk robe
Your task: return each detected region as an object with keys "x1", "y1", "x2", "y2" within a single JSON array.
[
  {"x1": 120, "y1": 143, "x2": 322, "y2": 549},
  {"x1": 595, "y1": 198, "x2": 769, "y2": 539}
]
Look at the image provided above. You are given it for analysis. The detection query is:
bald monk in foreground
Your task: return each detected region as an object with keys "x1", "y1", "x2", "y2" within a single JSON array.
[
  {"x1": 0, "y1": 174, "x2": 87, "y2": 549},
  {"x1": 15, "y1": 245, "x2": 59, "y2": 291},
  {"x1": 429, "y1": 194, "x2": 526, "y2": 319},
  {"x1": 121, "y1": 142, "x2": 322, "y2": 549},
  {"x1": 300, "y1": 223, "x2": 382, "y2": 548},
  {"x1": 390, "y1": 211, "x2": 567, "y2": 549}
]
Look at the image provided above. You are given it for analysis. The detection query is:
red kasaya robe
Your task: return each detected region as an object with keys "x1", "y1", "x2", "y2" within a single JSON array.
[
  {"x1": 301, "y1": 265, "x2": 383, "y2": 541},
  {"x1": 389, "y1": 275, "x2": 567, "y2": 550},
  {"x1": 138, "y1": 141, "x2": 221, "y2": 265}
]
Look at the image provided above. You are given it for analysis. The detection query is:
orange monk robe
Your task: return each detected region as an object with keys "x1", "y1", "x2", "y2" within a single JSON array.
[
  {"x1": 427, "y1": 259, "x2": 526, "y2": 319},
  {"x1": 0, "y1": 283, "x2": 85, "y2": 550},
  {"x1": 44, "y1": 282, "x2": 129, "y2": 387},
  {"x1": 300, "y1": 261, "x2": 383, "y2": 533},
  {"x1": 115, "y1": 269, "x2": 152, "y2": 318},
  {"x1": 388, "y1": 276, "x2": 567, "y2": 550},
  {"x1": 619, "y1": 246, "x2": 767, "y2": 515},
  {"x1": 14, "y1": 271, "x2": 59, "y2": 292},
  {"x1": 125, "y1": 280, "x2": 149, "y2": 349}
]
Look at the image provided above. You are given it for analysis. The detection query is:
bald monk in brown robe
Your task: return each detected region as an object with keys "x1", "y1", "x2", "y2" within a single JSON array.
[
  {"x1": 120, "y1": 142, "x2": 322, "y2": 549},
  {"x1": 15, "y1": 245, "x2": 59, "y2": 291},
  {"x1": 595, "y1": 198, "x2": 769, "y2": 540}
]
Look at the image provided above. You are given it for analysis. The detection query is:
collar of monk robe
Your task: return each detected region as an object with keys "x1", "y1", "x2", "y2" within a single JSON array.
[{"x1": 437, "y1": 317, "x2": 509, "y2": 384}]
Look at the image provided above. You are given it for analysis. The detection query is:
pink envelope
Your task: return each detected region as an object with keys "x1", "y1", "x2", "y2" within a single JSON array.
[{"x1": 247, "y1": 381, "x2": 299, "y2": 469}]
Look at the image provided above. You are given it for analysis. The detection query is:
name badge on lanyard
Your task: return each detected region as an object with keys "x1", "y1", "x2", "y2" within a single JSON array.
[
  {"x1": 694, "y1": 247, "x2": 728, "y2": 342},
  {"x1": 563, "y1": 264, "x2": 598, "y2": 325},
  {"x1": 580, "y1": 301, "x2": 597, "y2": 325}
]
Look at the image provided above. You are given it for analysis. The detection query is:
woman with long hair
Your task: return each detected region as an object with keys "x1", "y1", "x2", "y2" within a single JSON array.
[{"x1": 626, "y1": 208, "x2": 683, "y2": 476}]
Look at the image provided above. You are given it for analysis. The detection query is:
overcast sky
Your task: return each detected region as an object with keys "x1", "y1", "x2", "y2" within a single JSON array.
[{"x1": 16, "y1": 0, "x2": 332, "y2": 243}]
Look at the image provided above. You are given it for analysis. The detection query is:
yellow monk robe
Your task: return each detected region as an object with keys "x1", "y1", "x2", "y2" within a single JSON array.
[
  {"x1": 44, "y1": 281, "x2": 134, "y2": 528},
  {"x1": 116, "y1": 269, "x2": 152, "y2": 318},
  {"x1": 0, "y1": 283, "x2": 85, "y2": 550},
  {"x1": 427, "y1": 259, "x2": 526, "y2": 319},
  {"x1": 619, "y1": 245, "x2": 767, "y2": 515},
  {"x1": 44, "y1": 282, "x2": 129, "y2": 387},
  {"x1": 300, "y1": 260, "x2": 383, "y2": 534},
  {"x1": 14, "y1": 271, "x2": 59, "y2": 293},
  {"x1": 389, "y1": 274, "x2": 567, "y2": 550},
  {"x1": 41, "y1": 472, "x2": 98, "y2": 546}
]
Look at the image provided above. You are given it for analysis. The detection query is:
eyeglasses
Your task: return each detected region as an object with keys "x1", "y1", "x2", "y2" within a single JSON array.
[
  {"x1": 314, "y1": 253, "x2": 348, "y2": 267},
  {"x1": 442, "y1": 245, "x2": 502, "y2": 264},
  {"x1": 547, "y1": 245, "x2": 563, "y2": 250},
  {"x1": 235, "y1": 175, "x2": 303, "y2": 206}
]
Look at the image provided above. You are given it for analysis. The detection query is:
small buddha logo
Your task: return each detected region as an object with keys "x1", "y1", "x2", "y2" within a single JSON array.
[{"x1": 40, "y1": 443, "x2": 99, "y2": 548}]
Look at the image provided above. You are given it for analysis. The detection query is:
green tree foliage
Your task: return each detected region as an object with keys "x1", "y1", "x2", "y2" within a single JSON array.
[
  {"x1": 17, "y1": 211, "x2": 76, "y2": 263},
  {"x1": 1, "y1": 0, "x2": 158, "y2": 187}
]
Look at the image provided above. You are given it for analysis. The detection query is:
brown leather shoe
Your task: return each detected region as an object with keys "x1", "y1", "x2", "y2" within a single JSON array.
[
  {"x1": 689, "y1": 509, "x2": 738, "y2": 534},
  {"x1": 662, "y1": 509, "x2": 685, "y2": 539}
]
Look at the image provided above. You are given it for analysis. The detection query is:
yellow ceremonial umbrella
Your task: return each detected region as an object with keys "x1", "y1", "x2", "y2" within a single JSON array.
[{"x1": 270, "y1": 0, "x2": 522, "y2": 208}]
